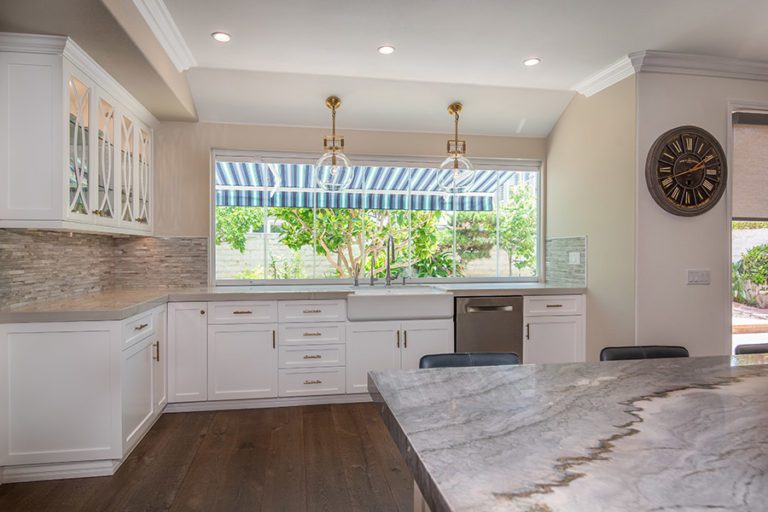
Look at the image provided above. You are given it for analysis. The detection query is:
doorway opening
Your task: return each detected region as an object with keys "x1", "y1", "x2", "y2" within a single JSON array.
[{"x1": 731, "y1": 111, "x2": 768, "y2": 353}]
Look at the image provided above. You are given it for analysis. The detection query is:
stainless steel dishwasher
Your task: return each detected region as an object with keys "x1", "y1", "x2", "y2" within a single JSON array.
[{"x1": 455, "y1": 296, "x2": 524, "y2": 357}]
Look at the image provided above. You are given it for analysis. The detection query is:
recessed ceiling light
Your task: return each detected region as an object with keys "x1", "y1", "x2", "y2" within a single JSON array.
[
  {"x1": 211, "y1": 32, "x2": 231, "y2": 43},
  {"x1": 377, "y1": 45, "x2": 395, "y2": 55},
  {"x1": 523, "y1": 57, "x2": 541, "y2": 67}
]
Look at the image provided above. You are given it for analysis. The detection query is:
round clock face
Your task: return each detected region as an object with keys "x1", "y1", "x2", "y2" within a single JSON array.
[{"x1": 645, "y1": 126, "x2": 727, "y2": 216}]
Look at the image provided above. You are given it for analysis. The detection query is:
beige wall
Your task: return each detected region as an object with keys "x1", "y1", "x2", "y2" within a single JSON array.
[
  {"x1": 635, "y1": 74, "x2": 768, "y2": 357},
  {"x1": 154, "y1": 122, "x2": 547, "y2": 237},
  {"x1": 546, "y1": 77, "x2": 637, "y2": 361}
]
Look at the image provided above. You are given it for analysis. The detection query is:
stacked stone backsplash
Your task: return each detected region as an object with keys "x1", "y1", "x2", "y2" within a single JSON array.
[
  {"x1": 113, "y1": 237, "x2": 208, "y2": 289},
  {"x1": 545, "y1": 236, "x2": 587, "y2": 287},
  {"x1": 0, "y1": 229, "x2": 208, "y2": 309}
]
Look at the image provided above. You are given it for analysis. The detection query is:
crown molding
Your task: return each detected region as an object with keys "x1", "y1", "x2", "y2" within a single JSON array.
[
  {"x1": 132, "y1": 0, "x2": 197, "y2": 72},
  {"x1": 571, "y1": 55, "x2": 635, "y2": 97},
  {"x1": 630, "y1": 50, "x2": 768, "y2": 82},
  {"x1": 0, "y1": 33, "x2": 67, "y2": 54}
]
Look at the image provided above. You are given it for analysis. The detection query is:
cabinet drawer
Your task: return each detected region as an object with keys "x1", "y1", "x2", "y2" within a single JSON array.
[
  {"x1": 279, "y1": 322, "x2": 345, "y2": 345},
  {"x1": 122, "y1": 311, "x2": 155, "y2": 348},
  {"x1": 279, "y1": 344, "x2": 346, "y2": 369},
  {"x1": 524, "y1": 295, "x2": 583, "y2": 317},
  {"x1": 278, "y1": 300, "x2": 346, "y2": 323},
  {"x1": 207, "y1": 301, "x2": 278, "y2": 324},
  {"x1": 278, "y1": 368, "x2": 346, "y2": 397}
]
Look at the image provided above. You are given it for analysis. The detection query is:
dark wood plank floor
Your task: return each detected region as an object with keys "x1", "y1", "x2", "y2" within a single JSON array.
[{"x1": 0, "y1": 403, "x2": 412, "y2": 512}]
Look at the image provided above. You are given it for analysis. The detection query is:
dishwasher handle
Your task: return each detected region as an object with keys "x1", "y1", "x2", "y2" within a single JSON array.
[{"x1": 465, "y1": 305, "x2": 516, "y2": 313}]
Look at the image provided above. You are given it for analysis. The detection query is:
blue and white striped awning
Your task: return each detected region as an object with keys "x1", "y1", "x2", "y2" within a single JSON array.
[{"x1": 215, "y1": 162, "x2": 517, "y2": 211}]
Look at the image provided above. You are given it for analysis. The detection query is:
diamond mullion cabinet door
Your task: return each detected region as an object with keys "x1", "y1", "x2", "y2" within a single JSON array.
[
  {"x1": 118, "y1": 111, "x2": 137, "y2": 227},
  {"x1": 135, "y1": 122, "x2": 152, "y2": 229},
  {"x1": 168, "y1": 303, "x2": 209, "y2": 403},
  {"x1": 91, "y1": 90, "x2": 119, "y2": 226},
  {"x1": 63, "y1": 62, "x2": 96, "y2": 223},
  {"x1": 207, "y1": 323, "x2": 279, "y2": 400}
]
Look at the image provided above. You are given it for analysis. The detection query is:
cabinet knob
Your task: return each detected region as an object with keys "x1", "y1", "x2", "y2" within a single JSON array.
[{"x1": 200, "y1": 310, "x2": 205, "y2": 315}]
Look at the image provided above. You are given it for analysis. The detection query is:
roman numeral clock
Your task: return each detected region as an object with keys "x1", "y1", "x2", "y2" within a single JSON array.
[{"x1": 645, "y1": 126, "x2": 727, "y2": 216}]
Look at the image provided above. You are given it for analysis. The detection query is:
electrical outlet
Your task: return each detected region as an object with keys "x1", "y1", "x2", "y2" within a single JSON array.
[
  {"x1": 568, "y1": 252, "x2": 581, "y2": 265},
  {"x1": 687, "y1": 269, "x2": 710, "y2": 285}
]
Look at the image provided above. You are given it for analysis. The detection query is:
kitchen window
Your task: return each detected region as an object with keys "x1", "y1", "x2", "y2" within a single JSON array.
[{"x1": 212, "y1": 152, "x2": 541, "y2": 284}]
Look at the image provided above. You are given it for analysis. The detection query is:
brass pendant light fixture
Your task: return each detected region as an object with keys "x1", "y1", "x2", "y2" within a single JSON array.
[
  {"x1": 316, "y1": 96, "x2": 353, "y2": 191},
  {"x1": 438, "y1": 102, "x2": 475, "y2": 194}
]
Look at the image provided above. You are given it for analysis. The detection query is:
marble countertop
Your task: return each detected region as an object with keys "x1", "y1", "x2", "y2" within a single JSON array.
[
  {"x1": 0, "y1": 282, "x2": 585, "y2": 323},
  {"x1": 368, "y1": 355, "x2": 768, "y2": 512}
]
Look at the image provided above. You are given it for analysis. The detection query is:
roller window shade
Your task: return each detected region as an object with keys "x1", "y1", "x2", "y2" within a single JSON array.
[{"x1": 733, "y1": 115, "x2": 768, "y2": 220}]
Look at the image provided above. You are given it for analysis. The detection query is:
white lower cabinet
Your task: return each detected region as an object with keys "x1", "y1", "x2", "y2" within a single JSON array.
[
  {"x1": 168, "y1": 302, "x2": 208, "y2": 402},
  {"x1": 523, "y1": 295, "x2": 586, "y2": 364},
  {"x1": 0, "y1": 322, "x2": 122, "y2": 466},
  {"x1": 152, "y1": 306, "x2": 167, "y2": 411},
  {"x1": 347, "y1": 319, "x2": 454, "y2": 393},
  {"x1": 0, "y1": 304, "x2": 167, "y2": 480},
  {"x1": 208, "y1": 323, "x2": 278, "y2": 400},
  {"x1": 400, "y1": 320, "x2": 454, "y2": 370},
  {"x1": 121, "y1": 336, "x2": 155, "y2": 454}
]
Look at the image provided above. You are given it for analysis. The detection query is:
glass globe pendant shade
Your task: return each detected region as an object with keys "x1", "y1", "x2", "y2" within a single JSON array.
[
  {"x1": 438, "y1": 154, "x2": 475, "y2": 194},
  {"x1": 315, "y1": 151, "x2": 353, "y2": 191}
]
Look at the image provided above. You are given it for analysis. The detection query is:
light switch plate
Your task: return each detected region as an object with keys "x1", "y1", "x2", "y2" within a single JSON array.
[
  {"x1": 687, "y1": 269, "x2": 711, "y2": 285},
  {"x1": 568, "y1": 252, "x2": 581, "y2": 265}
]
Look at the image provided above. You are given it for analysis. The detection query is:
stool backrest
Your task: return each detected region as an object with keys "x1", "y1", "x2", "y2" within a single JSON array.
[
  {"x1": 419, "y1": 352, "x2": 520, "y2": 369},
  {"x1": 600, "y1": 345, "x2": 689, "y2": 362},
  {"x1": 735, "y1": 343, "x2": 768, "y2": 355}
]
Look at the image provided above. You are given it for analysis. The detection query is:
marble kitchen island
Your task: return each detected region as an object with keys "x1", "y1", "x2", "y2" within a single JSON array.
[{"x1": 369, "y1": 355, "x2": 768, "y2": 512}]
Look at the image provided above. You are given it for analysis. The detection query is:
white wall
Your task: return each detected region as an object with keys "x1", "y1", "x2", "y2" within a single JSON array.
[
  {"x1": 635, "y1": 73, "x2": 768, "y2": 356},
  {"x1": 546, "y1": 77, "x2": 637, "y2": 360}
]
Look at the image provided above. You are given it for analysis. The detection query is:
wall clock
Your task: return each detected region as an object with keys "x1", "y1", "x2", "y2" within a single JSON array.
[{"x1": 645, "y1": 125, "x2": 727, "y2": 216}]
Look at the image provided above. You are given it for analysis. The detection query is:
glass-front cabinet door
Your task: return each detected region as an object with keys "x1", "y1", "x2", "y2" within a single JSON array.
[
  {"x1": 62, "y1": 66, "x2": 152, "y2": 233},
  {"x1": 67, "y1": 75, "x2": 91, "y2": 217},
  {"x1": 94, "y1": 97, "x2": 117, "y2": 221},
  {"x1": 120, "y1": 114, "x2": 136, "y2": 224},
  {"x1": 136, "y1": 126, "x2": 151, "y2": 226}
]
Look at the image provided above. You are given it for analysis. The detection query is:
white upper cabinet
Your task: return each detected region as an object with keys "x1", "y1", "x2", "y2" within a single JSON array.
[{"x1": 0, "y1": 33, "x2": 157, "y2": 235}]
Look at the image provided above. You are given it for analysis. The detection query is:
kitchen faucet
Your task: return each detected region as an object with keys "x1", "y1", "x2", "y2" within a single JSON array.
[{"x1": 386, "y1": 235, "x2": 394, "y2": 287}]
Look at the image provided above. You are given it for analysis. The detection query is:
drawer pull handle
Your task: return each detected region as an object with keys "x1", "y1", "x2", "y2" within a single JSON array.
[
  {"x1": 302, "y1": 309, "x2": 322, "y2": 314},
  {"x1": 303, "y1": 332, "x2": 322, "y2": 337},
  {"x1": 304, "y1": 379, "x2": 323, "y2": 385},
  {"x1": 272, "y1": 330, "x2": 276, "y2": 349},
  {"x1": 153, "y1": 341, "x2": 160, "y2": 362},
  {"x1": 233, "y1": 310, "x2": 253, "y2": 315},
  {"x1": 134, "y1": 323, "x2": 149, "y2": 331},
  {"x1": 546, "y1": 304, "x2": 563, "y2": 308},
  {"x1": 303, "y1": 354, "x2": 322, "y2": 359}
]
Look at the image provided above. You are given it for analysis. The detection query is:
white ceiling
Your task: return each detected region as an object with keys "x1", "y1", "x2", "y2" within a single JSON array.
[{"x1": 159, "y1": 0, "x2": 768, "y2": 136}]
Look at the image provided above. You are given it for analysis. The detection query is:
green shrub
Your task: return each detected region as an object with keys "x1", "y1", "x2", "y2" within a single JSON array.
[{"x1": 741, "y1": 244, "x2": 768, "y2": 286}]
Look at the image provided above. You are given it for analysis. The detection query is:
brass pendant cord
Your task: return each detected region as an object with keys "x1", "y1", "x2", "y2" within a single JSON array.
[
  {"x1": 331, "y1": 105, "x2": 337, "y2": 166},
  {"x1": 453, "y1": 111, "x2": 460, "y2": 169}
]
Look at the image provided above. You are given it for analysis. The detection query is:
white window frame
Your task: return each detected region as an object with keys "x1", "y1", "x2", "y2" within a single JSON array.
[{"x1": 210, "y1": 149, "x2": 543, "y2": 286}]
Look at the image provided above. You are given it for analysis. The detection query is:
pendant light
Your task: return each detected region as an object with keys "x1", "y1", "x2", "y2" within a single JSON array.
[
  {"x1": 438, "y1": 102, "x2": 475, "y2": 194},
  {"x1": 316, "y1": 96, "x2": 353, "y2": 191}
]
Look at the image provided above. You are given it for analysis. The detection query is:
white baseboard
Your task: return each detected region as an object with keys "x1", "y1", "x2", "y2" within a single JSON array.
[
  {"x1": 0, "y1": 459, "x2": 120, "y2": 484},
  {"x1": 164, "y1": 393, "x2": 372, "y2": 413}
]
